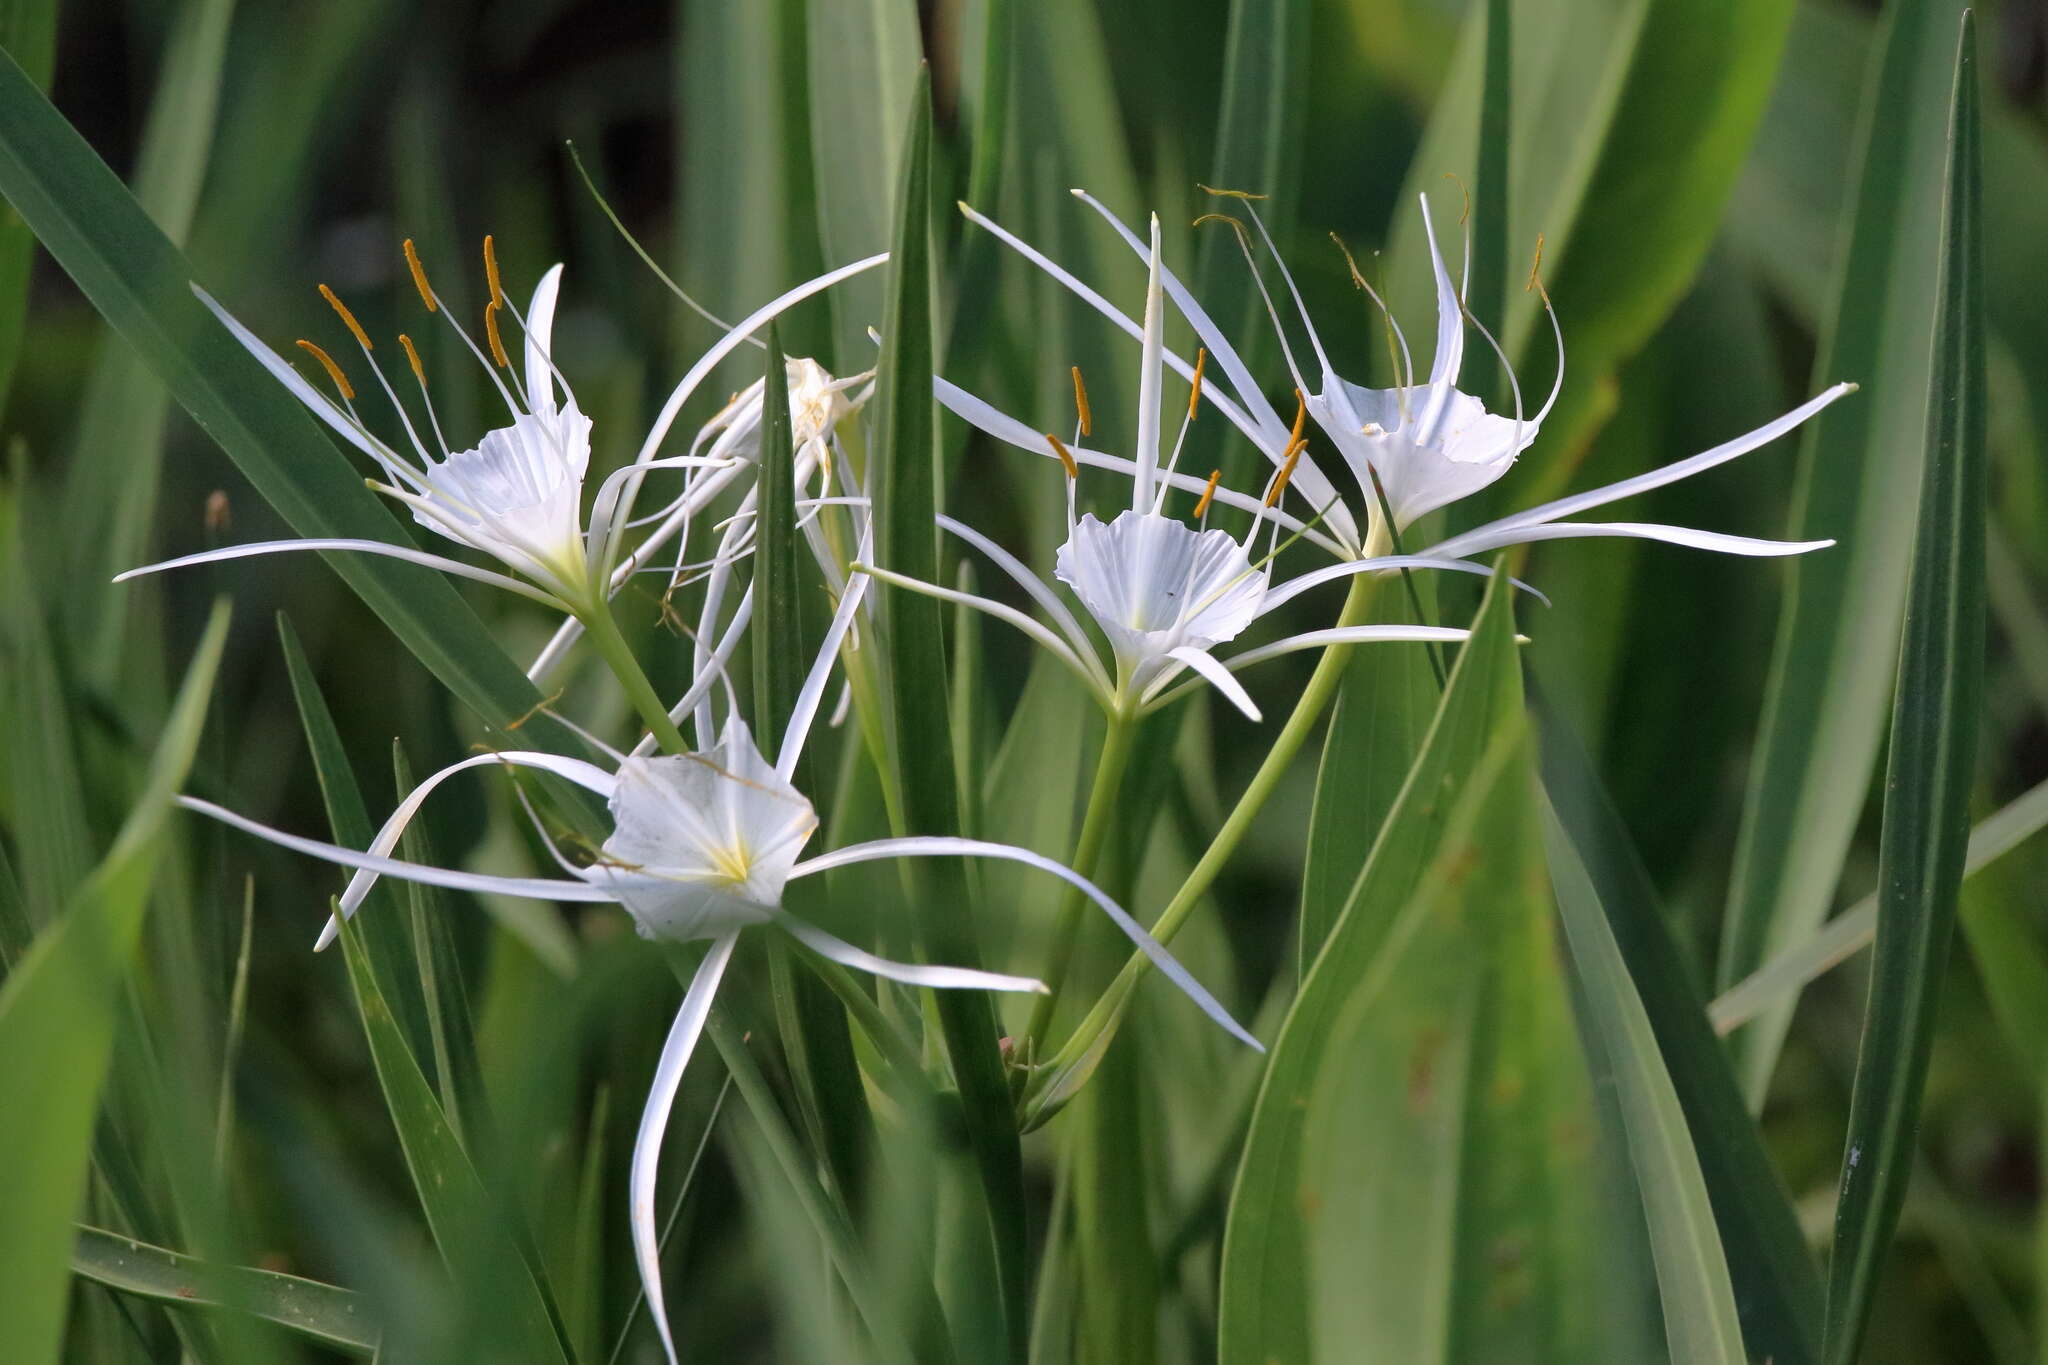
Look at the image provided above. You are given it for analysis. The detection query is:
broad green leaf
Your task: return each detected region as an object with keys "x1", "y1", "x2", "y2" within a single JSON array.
[
  {"x1": 1718, "y1": 0, "x2": 1972, "y2": 1102},
  {"x1": 1822, "y1": 17, "x2": 1985, "y2": 1361},
  {"x1": 870, "y1": 73, "x2": 1024, "y2": 1363},
  {"x1": 57, "y1": 0, "x2": 238, "y2": 684},
  {"x1": 1223, "y1": 571, "x2": 1597, "y2": 1362},
  {"x1": 1535, "y1": 686, "x2": 1822, "y2": 1365},
  {"x1": 0, "y1": 48, "x2": 578, "y2": 754},
  {"x1": 0, "y1": 601, "x2": 228, "y2": 1365},
  {"x1": 70, "y1": 1224, "x2": 378, "y2": 1356}
]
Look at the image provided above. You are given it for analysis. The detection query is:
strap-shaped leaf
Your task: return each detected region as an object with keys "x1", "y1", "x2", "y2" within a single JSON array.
[{"x1": 1822, "y1": 16, "x2": 1985, "y2": 1362}]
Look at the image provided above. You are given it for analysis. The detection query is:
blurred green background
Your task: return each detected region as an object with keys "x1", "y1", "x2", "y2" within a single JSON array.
[{"x1": 3, "y1": 0, "x2": 2047, "y2": 1360}]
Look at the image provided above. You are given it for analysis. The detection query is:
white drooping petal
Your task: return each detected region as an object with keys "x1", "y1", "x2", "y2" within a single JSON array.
[
  {"x1": 1310, "y1": 376, "x2": 1528, "y2": 531},
  {"x1": 588, "y1": 717, "x2": 818, "y2": 941},
  {"x1": 1054, "y1": 510, "x2": 1267, "y2": 696}
]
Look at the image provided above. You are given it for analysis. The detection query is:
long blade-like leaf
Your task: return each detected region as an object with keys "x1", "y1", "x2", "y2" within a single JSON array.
[{"x1": 1822, "y1": 16, "x2": 1985, "y2": 1361}]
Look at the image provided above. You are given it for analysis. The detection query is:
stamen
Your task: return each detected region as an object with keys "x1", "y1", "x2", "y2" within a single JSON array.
[
  {"x1": 1289, "y1": 389, "x2": 1307, "y2": 446},
  {"x1": 1197, "y1": 183, "x2": 1269, "y2": 201},
  {"x1": 318, "y1": 284, "x2": 373, "y2": 351},
  {"x1": 484, "y1": 299, "x2": 510, "y2": 369},
  {"x1": 1193, "y1": 468, "x2": 1222, "y2": 519},
  {"x1": 1527, "y1": 233, "x2": 1547, "y2": 294},
  {"x1": 1330, "y1": 231, "x2": 1415, "y2": 390},
  {"x1": 398, "y1": 333, "x2": 428, "y2": 388},
  {"x1": 402, "y1": 240, "x2": 436, "y2": 313},
  {"x1": 295, "y1": 339, "x2": 355, "y2": 400},
  {"x1": 483, "y1": 234, "x2": 504, "y2": 308},
  {"x1": 1443, "y1": 171, "x2": 1471, "y2": 225},
  {"x1": 1070, "y1": 365, "x2": 1093, "y2": 437},
  {"x1": 1266, "y1": 437, "x2": 1306, "y2": 508},
  {"x1": 1188, "y1": 348, "x2": 1207, "y2": 421},
  {"x1": 1045, "y1": 432, "x2": 1079, "y2": 480}
]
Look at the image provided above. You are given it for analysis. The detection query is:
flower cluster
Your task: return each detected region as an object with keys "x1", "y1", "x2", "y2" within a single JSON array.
[{"x1": 128, "y1": 187, "x2": 1852, "y2": 1363}]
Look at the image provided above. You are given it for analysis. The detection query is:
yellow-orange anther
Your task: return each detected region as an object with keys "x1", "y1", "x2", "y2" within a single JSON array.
[
  {"x1": 1070, "y1": 365, "x2": 1093, "y2": 437},
  {"x1": 295, "y1": 339, "x2": 354, "y2": 400},
  {"x1": 1045, "y1": 432, "x2": 1079, "y2": 480},
  {"x1": 484, "y1": 299, "x2": 510, "y2": 368},
  {"x1": 318, "y1": 284, "x2": 373, "y2": 351},
  {"x1": 483, "y1": 234, "x2": 503, "y2": 308},
  {"x1": 1266, "y1": 438, "x2": 1305, "y2": 508},
  {"x1": 403, "y1": 239, "x2": 437, "y2": 313},
  {"x1": 1193, "y1": 468, "x2": 1222, "y2": 519},
  {"x1": 1527, "y1": 233, "x2": 1547, "y2": 294},
  {"x1": 1289, "y1": 388, "x2": 1307, "y2": 446},
  {"x1": 1188, "y1": 348, "x2": 1208, "y2": 421},
  {"x1": 398, "y1": 333, "x2": 427, "y2": 387},
  {"x1": 1197, "y1": 182, "x2": 1268, "y2": 201}
]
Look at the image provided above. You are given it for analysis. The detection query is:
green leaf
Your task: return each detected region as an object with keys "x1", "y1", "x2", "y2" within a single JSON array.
[
  {"x1": 870, "y1": 70, "x2": 1026, "y2": 1363},
  {"x1": 1822, "y1": 16, "x2": 1985, "y2": 1362},
  {"x1": 1534, "y1": 686, "x2": 1822, "y2": 1365},
  {"x1": 57, "y1": 0, "x2": 238, "y2": 684},
  {"x1": 1224, "y1": 573, "x2": 1611, "y2": 1361},
  {"x1": 333, "y1": 910, "x2": 573, "y2": 1365},
  {"x1": 0, "y1": 47, "x2": 577, "y2": 754},
  {"x1": 1718, "y1": 0, "x2": 1973, "y2": 1101},
  {"x1": 69, "y1": 1224, "x2": 378, "y2": 1356},
  {"x1": 0, "y1": 600, "x2": 228, "y2": 1365}
]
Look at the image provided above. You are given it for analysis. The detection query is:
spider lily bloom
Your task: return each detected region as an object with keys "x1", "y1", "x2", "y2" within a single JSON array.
[
  {"x1": 956, "y1": 188, "x2": 1858, "y2": 573},
  {"x1": 177, "y1": 562, "x2": 1257, "y2": 1365},
  {"x1": 898, "y1": 216, "x2": 1475, "y2": 723},
  {"x1": 120, "y1": 243, "x2": 887, "y2": 626}
]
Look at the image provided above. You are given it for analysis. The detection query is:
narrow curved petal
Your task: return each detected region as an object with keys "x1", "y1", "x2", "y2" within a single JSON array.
[
  {"x1": 523, "y1": 264, "x2": 565, "y2": 424},
  {"x1": 938, "y1": 514, "x2": 1101, "y2": 669},
  {"x1": 177, "y1": 795, "x2": 615, "y2": 950},
  {"x1": 1221, "y1": 625, "x2": 1473, "y2": 674},
  {"x1": 1165, "y1": 644, "x2": 1262, "y2": 721},
  {"x1": 631, "y1": 254, "x2": 890, "y2": 469},
  {"x1": 1134, "y1": 215, "x2": 1165, "y2": 510},
  {"x1": 328, "y1": 750, "x2": 619, "y2": 943},
  {"x1": 193, "y1": 285, "x2": 393, "y2": 467},
  {"x1": 790, "y1": 835, "x2": 1263, "y2": 1051},
  {"x1": 116, "y1": 539, "x2": 568, "y2": 609},
  {"x1": 1416, "y1": 194, "x2": 1465, "y2": 426},
  {"x1": 1257, "y1": 554, "x2": 1551, "y2": 615},
  {"x1": 633, "y1": 932, "x2": 738, "y2": 1365},
  {"x1": 935, "y1": 378, "x2": 1350, "y2": 561},
  {"x1": 1430, "y1": 383, "x2": 1857, "y2": 555},
  {"x1": 774, "y1": 911, "x2": 1046, "y2": 993},
  {"x1": 1426, "y1": 520, "x2": 1838, "y2": 560},
  {"x1": 856, "y1": 562, "x2": 1110, "y2": 703},
  {"x1": 778, "y1": 547, "x2": 873, "y2": 779}
]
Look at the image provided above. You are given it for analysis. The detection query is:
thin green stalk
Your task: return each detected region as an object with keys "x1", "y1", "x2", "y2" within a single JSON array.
[
  {"x1": 582, "y1": 599, "x2": 690, "y2": 756},
  {"x1": 1026, "y1": 571, "x2": 1378, "y2": 1119},
  {"x1": 1025, "y1": 713, "x2": 1137, "y2": 1048}
]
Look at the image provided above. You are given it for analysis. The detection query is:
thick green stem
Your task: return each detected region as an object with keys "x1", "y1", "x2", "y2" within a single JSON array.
[
  {"x1": 1024, "y1": 712, "x2": 1137, "y2": 1048},
  {"x1": 1029, "y1": 571, "x2": 1378, "y2": 1112},
  {"x1": 581, "y1": 600, "x2": 690, "y2": 756}
]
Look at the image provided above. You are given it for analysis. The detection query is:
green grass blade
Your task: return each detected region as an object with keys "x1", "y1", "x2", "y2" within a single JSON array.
[
  {"x1": 1540, "y1": 695, "x2": 1826, "y2": 1365},
  {"x1": 0, "y1": 516, "x2": 94, "y2": 926},
  {"x1": 1822, "y1": 16, "x2": 1985, "y2": 1360},
  {"x1": 57, "y1": 0, "x2": 238, "y2": 684},
  {"x1": 0, "y1": 0, "x2": 54, "y2": 410},
  {"x1": 1541, "y1": 798, "x2": 1747, "y2": 1364},
  {"x1": 1708, "y1": 775, "x2": 2048, "y2": 1034},
  {"x1": 70, "y1": 1225, "x2": 378, "y2": 1356},
  {"x1": 0, "y1": 48, "x2": 575, "y2": 752},
  {"x1": 0, "y1": 600, "x2": 228, "y2": 1365},
  {"x1": 1535, "y1": 686, "x2": 1818, "y2": 1364},
  {"x1": 392, "y1": 744, "x2": 480, "y2": 1148},
  {"x1": 871, "y1": 71, "x2": 1026, "y2": 1362},
  {"x1": 1222, "y1": 572, "x2": 1530, "y2": 1361},
  {"x1": 1718, "y1": 0, "x2": 1972, "y2": 1101}
]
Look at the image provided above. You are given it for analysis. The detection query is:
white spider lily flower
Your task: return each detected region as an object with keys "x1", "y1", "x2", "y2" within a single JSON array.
[
  {"x1": 178, "y1": 558, "x2": 1258, "y2": 1365},
  {"x1": 885, "y1": 217, "x2": 1478, "y2": 723},
  {"x1": 121, "y1": 244, "x2": 888, "y2": 627},
  {"x1": 954, "y1": 188, "x2": 1857, "y2": 573}
]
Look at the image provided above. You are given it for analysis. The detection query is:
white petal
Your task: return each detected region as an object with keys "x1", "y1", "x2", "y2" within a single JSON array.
[
  {"x1": 1427, "y1": 383, "x2": 1857, "y2": 556},
  {"x1": 773, "y1": 911, "x2": 1046, "y2": 993},
  {"x1": 1429, "y1": 520, "x2": 1836, "y2": 559},
  {"x1": 1165, "y1": 645, "x2": 1261, "y2": 721},
  {"x1": 1257, "y1": 553, "x2": 1550, "y2": 615},
  {"x1": 116, "y1": 538, "x2": 569, "y2": 608},
  {"x1": 1134, "y1": 215, "x2": 1165, "y2": 511},
  {"x1": 856, "y1": 561, "x2": 1110, "y2": 703},
  {"x1": 1416, "y1": 193, "x2": 1466, "y2": 418},
  {"x1": 790, "y1": 835, "x2": 1263, "y2": 1051},
  {"x1": 192, "y1": 285, "x2": 394, "y2": 468},
  {"x1": 1222, "y1": 625, "x2": 1472, "y2": 674},
  {"x1": 633, "y1": 932, "x2": 738, "y2": 1365},
  {"x1": 523, "y1": 264, "x2": 565, "y2": 424},
  {"x1": 779, "y1": 543, "x2": 873, "y2": 779}
]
